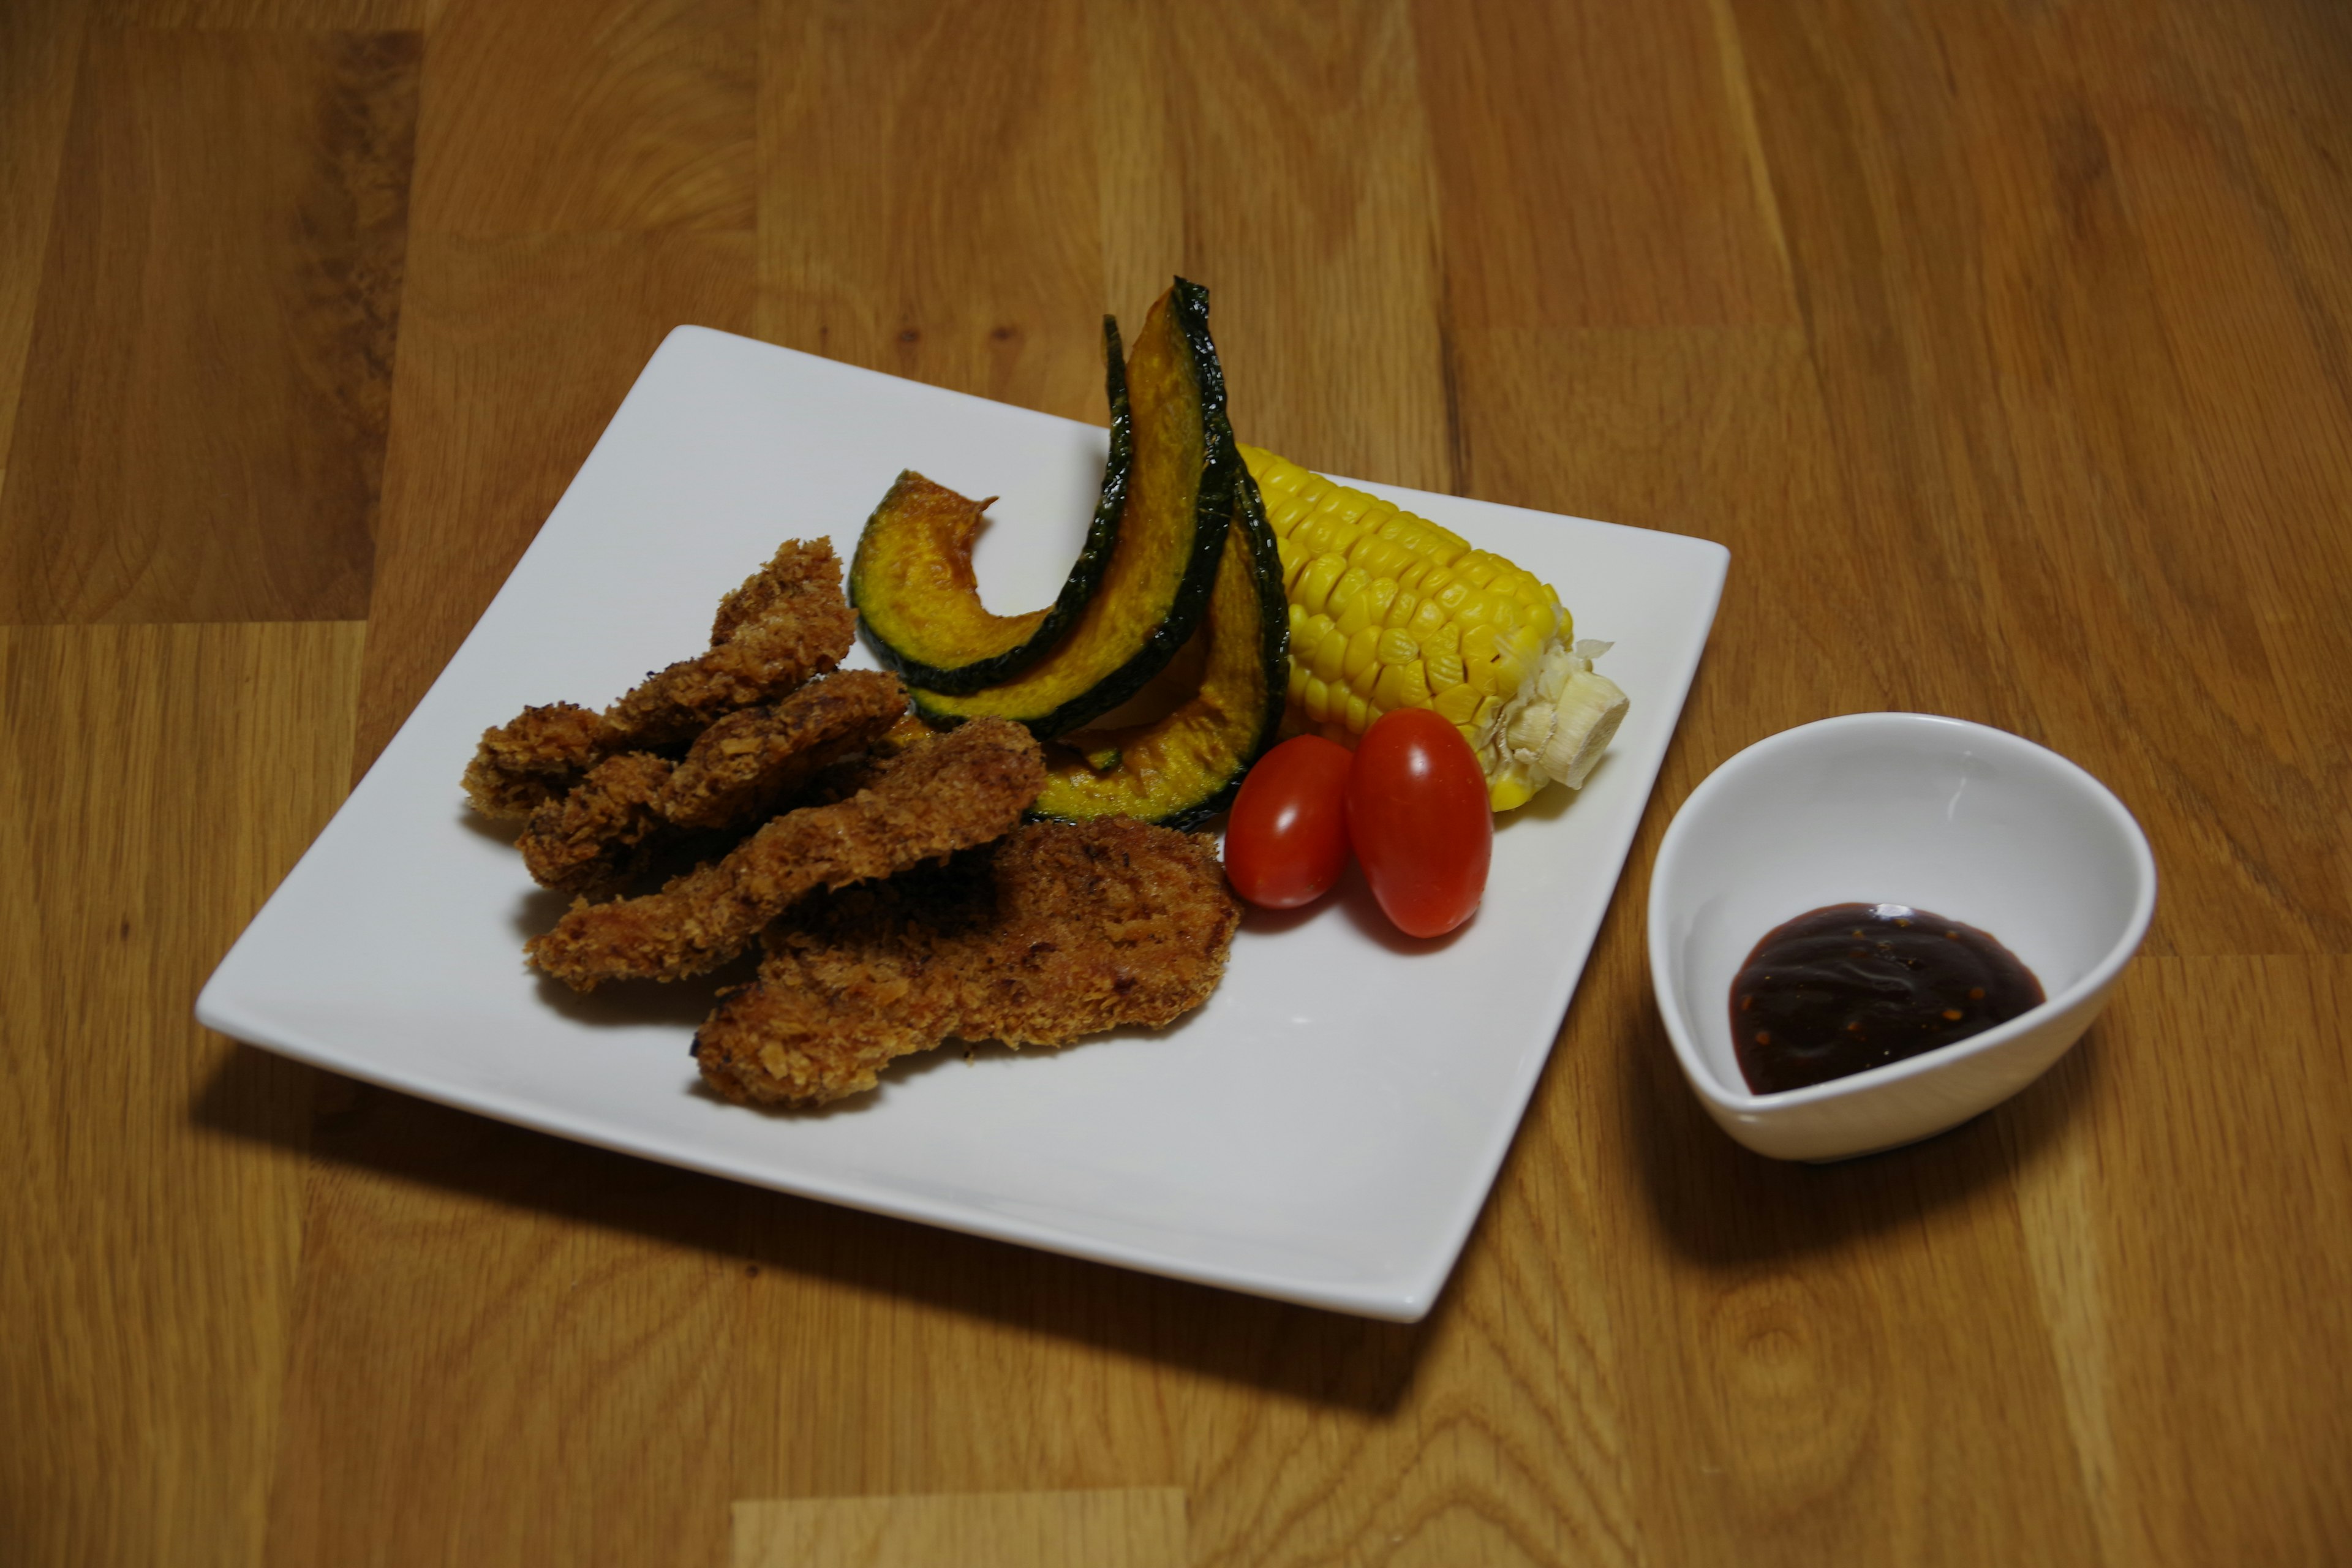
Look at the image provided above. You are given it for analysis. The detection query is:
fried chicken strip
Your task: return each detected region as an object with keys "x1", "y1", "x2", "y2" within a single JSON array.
[
  {"x1": 461, "y1": 538, "x2": 857, "y2": 817},
  {"x1": 596, "y1": 538, "x2": 860, "y2": 749},
  {"x1": 511, "y1": 671, "x2": 910, "y2": 893},
  {"x1": 692, "y1": 817, "x2": 1238, "y2": 1108},
  {"x1": 526, "y1": 717, "x2": 1046, "y2": 990},
  {"x1": 515, "y1": 752, "x2": 676, "y2": 892},
  {"x1": 461, "y1": 703, "x2": 603, "y2": 820},
  {"x1": 709, "y1": 533, "x2": 843, "y2": 645},
  {"x1": 662, "y1": 669, "x2": 908, "y2": 829}
]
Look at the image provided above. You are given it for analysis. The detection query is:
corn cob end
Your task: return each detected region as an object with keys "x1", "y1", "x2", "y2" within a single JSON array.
[{"x1": 1242, "y1": 444, "x2": 1629, "y2": 811}]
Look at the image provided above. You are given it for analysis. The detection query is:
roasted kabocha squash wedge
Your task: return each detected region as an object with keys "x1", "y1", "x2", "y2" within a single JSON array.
[
  {"x1": 1028, "y1": 456, "x2": 1289, "y2": 829},
  {"x1": 908, "y1": 279, "x2": 1234, "y2": 737},
  {"x1": 849, "y1": 319, "x2": 1134, "y2": 694}
]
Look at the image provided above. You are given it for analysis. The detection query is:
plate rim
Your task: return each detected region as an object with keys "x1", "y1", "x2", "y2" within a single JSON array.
[{"x1": 196, "y1": 323, "x2": 1731, "y2": 1321}]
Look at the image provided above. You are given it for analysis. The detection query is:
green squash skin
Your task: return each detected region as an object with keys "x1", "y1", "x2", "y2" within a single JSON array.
[
  {"x1": 910, "y1": 277, "x2": 1236, "y2": 737},
  {"x1": 1024, "y1": 445, "x2": 1291, "y2": 831},
  {"x1": 848, "y1": 317, "x2": 1134, "y2": 695},
  {"x1": 1147, "y1": 451, "x2": 1292, "y2": 829}
]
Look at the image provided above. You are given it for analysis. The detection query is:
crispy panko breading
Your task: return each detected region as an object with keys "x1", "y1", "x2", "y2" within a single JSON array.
[
  {"x1": 516, "y1": 752, "x2": 677, "y2": 892},
  {"x1": 511, "y1": 673, "x2": 908, "y2": 892},
  {"x1": 595, "y1": 538, "x2": 860, "y2": 749},
  {"x1": 662, "y1": 669, "x2": 907, "y2": 830},
  {"x1": 461, "y1": 539, "x2": 857, "y2": 817},
  {"x1": 461, "y1": 703, "x2": 605, "y2": 820},
  {"x1": 692, "y1": 818, "x2": 1238, "y2": 1109},
  {"x1": 709, "y1": 535, "x2": 843, "y2": 646},
  {"x1": 526, "y1": 717, "x2": 1046, "y2": 991}
]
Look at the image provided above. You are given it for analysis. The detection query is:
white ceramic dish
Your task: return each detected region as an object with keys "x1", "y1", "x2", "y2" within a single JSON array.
[
  {"x1": 1648, "y1": 712, "x2": 2156, "y2": 1163},
  {"x1": 198, "y1": 324, "x2": 1729, "y2": 1320}
]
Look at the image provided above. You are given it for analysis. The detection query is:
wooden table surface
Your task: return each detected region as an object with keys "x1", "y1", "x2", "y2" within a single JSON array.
[{"x1": 6, "y1": 0, "x2": 2348, "y2": 1562}]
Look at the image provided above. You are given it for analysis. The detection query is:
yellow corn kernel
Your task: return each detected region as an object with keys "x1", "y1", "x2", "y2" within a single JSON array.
[
  {"x1": 1294, "y1": 553, "x2": 1348, "y2": 617},
  {"x1": 1308, "y1": 484, "x2": 1357, "y2": 520},
  {"x1": 1461, "y1": 622, "x2": 1505, "y2": 688},
  {"x1": 1374, "y1": 659, "x2": 1430, "y2": 711},
  {"x1": 1489, "y1": 775, "x2": 1537, "y2": 813},
  {"x1": 1275, "y1": 533, "x2": 1309, "y2": 588},
  {"x1": 1451, "y1": 588, "x2": 1500, "y2": 632},
  {"x1": 1424, "y1": 619, "x2": 1463, "y2": 671},
  {"x1": 1479, "y1": 654, "x2": 1526, "y2": 700},
  {"x1": 1433, "y1": 683, "x2": 1482, "y2": 725},
  {"x1": 1326, "y1": 566, "x2": 1376, "y2": 635},
  {"x1": 1294, "y1": 514, "x2": 1356, "y2": 561},
  {"x1": 1351, "y1": 535, "x2": 1412, "y2": 584},
  {"x1": 1240, "y1": 443, "x2": 1584, "y2": 813},
  {"x1": 1427, "y1": 576, "x2": 1474, "y2": 617},
  {"x1": 1309, "y1": 627, "x2": 1349, "y2": 683}
]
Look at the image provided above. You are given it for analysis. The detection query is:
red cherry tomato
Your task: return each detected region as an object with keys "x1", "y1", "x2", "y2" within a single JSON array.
[
  {"x1": 1224, "y1": 736, "x2": 1355, "y2": 908},
  {"x1": 1346, "y1": 709, "x2": 1492, "y2": 937}
]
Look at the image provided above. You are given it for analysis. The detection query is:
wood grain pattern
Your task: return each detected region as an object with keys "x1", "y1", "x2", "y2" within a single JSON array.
[
  {"x1": 731, "y1": 1203, "x2": 1186, "y2": 1504},
  {"x1": 7, "y1": 0, "x2": 2350, "y2": 1562},
  {"x1": 351, "y1": 230, "x2": 755, "y2": 776},
  {"x1": 731, "y1": 1490, "x2": 1186, "y2": 1568},
  {"x1": 2007, "y1": 956, "x2": 2352, "y2": 1566},
  {"x1": 1414, "y1": 0, "x2": 1795, "y2": 330},
  {"x1": 96, "y1": 0, "x2": 426, "y2": 29},
  {"x1": 0, "y1": 622, "x2": 363, "y2": 1567},
  {"x1": 1092, "y1": 0, "x2": 1453, "y2": 489},
  {"x1": 0, "y1": 28, "x2": 417, "y2": 626},
  {"x1": 1559, "y1": 916, "x2": 2108, "y2": 1566},
  {"x1": 412, "y1": 0, "x2": 753, "y2": 233},
  {"x1": 1724, "y1": 0, "x2": 2352, "y2": 957},
  {"x1": 759, "y1": 0, "x2": 1107, "y2": 419},
  {"x1": 1449, "y1": 326, "x2": 1860, "y2": 739},
  {"x1": 261, "y1": 1099, "x2": 744, "y2": 1567},
  {"x1": 0, "y1": 0, "x2": 88, "y2": 513}
]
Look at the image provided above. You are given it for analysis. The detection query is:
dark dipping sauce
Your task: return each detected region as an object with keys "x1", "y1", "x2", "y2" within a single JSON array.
[{"x1": 1731, "y1": 903, "x2": 2044, "y2": 1095}]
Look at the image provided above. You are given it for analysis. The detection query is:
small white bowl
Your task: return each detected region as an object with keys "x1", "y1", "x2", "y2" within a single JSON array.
[{"x1": 1648, "y1": 713, "x2": 2156, "y2": 1161}]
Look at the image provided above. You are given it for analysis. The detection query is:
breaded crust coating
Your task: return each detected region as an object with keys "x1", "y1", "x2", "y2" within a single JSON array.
[
  {"x1": 595, "y1": 540, "x2": 858, "y2": 750},
  {"x1": 662, "y1": 669, "x2": 907, "y2": 830},
  {"x1": 526, "y1": 717, "x2": 1046, "y2": 990},
  {"x1": 516, "y1": 752, "x2": 677, "y2": 892},
  {"x1": 692, "y1": 818, "x2": 1238, "y2": 1108},
  {"x1": 461, "y1": 702, "x2": 605, "y2": 820},
  {"x1": 462, "y1": 540, "x2": 856, "y2": 816},
  {"x1": 710, "y1": 534, "x2": 848, "y2": 646}
]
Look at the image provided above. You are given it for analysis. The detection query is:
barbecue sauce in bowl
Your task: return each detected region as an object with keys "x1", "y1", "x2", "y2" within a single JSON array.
[{"x1": 1730, "y1": 903, "x2": 2043, "y2": 1095}]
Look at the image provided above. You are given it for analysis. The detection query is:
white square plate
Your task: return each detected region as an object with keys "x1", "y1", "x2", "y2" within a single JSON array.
[{"x1": 198, "y1": 326, "x2": 1728, "y2": 1321}]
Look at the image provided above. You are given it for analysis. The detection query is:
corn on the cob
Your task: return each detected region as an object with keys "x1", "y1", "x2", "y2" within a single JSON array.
[{"x1": 1240, "y1": 445, "x2": 1629, "y2": 812}]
